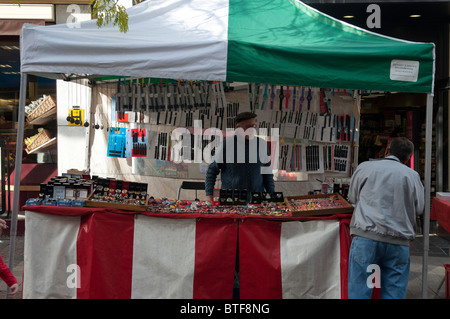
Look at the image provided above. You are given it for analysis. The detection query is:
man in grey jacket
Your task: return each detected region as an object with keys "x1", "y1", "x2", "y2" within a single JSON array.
[{"x1": 348, "y1": 137, "x2": 424, "y2": 299}]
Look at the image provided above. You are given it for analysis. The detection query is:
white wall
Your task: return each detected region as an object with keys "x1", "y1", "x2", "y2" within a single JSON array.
[{"x1": 56, "y1": 79, "x2": 91, "y2": 175}]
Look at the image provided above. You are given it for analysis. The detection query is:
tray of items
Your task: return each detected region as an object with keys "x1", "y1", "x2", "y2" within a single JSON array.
[
  {"x1": 285, "y1": 193, "x2": 353, "y2": 217},
  {"x1": 84, "y1": 178, "x2": 149, "y2": 212},
  {"x1": 146, "y1": 190, "x2": 291, "y2": 218}
]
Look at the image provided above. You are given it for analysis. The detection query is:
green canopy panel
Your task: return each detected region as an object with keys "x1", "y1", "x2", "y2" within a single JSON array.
[{"x1": 20, "y1": 0, "x2": 435, "y2": 93}]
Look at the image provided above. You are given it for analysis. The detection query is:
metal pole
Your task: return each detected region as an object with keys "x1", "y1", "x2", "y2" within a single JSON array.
[
  {"x1": 436, "y1": 92, "x2": 443, "y2": 193},
  {"x1": 6, "y1": 72, "x2": 27, "y2": 298},
  {"x1": 421, "y1": 93, "x2": 433, "y2": 299},
  {"x1": 6, "y1": 137, "x2": 11, "y2": 217},
  {"x1": 1, "y1": 138, "x2": 5, "y2": 216}
]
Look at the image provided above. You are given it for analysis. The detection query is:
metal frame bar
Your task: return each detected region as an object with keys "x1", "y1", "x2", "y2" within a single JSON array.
[
  {"x1": 6, "y1": 72, "x2": 27, "y2": 298},
  {"x1": 421, "y1": 93, "x2": 434, "y2": 299}
]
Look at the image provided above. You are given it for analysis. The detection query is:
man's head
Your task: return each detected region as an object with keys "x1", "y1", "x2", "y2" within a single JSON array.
[
  {"x1": 235, "y1": 112, "x2": 257, "y2": 139},
  {"x1": 388, "y1": 137, "x2": 414, "y2": 164}
]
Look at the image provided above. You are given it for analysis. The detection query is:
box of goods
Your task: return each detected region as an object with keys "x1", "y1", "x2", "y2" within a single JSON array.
[
  {"x1": 26, "y1": 95, "x2": 56, "y2": 122},
  {"x1": 285, "y1": 193, "x2": 353, "y2": 217},
  {"x1": 84, "y1": 178, "x2": 148, "y2": 212},
  {"x1": 437, "y1": 192, "x2": 450, "y2": 201},
  {"x1": 25, "y1": 129, "x2": 53, "y2": 154}
]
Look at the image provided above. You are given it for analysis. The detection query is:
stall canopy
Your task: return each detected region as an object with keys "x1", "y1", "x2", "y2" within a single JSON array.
[
  {"x1": 20, "y1": 0, "x2": 435, "y2": 93},
  {"x1": 13, "y1": 0, "x2": 436, "y2": 299}
]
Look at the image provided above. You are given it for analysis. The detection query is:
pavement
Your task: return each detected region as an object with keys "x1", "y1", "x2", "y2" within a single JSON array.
[{"x1": 0, "y1": 215, "x2": 449, "y2": 299}]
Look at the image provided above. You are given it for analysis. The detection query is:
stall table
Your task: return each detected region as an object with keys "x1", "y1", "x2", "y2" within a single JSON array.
[
  {"x1": 22, "y1": 205, "x2": 353, "y2": 299},
  {"x1": 431, "y1": 197, "x2": 450, "y2": 233}
]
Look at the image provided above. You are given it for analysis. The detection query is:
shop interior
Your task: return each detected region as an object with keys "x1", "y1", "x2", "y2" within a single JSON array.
[
  {"x1": 358, "y1": 92, "x2": 437, "y2": 194},
  {"x1": 0, "y1": 38, "x2": 57, "y2": 216}
]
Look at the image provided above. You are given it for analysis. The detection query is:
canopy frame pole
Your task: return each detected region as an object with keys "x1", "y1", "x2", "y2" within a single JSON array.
[
  {"x1": 6, "y1": 72, "x2": 28, "y2": 298},
  {"x1": 421, "y1": 92, "x2": 433, "y2": 299}
]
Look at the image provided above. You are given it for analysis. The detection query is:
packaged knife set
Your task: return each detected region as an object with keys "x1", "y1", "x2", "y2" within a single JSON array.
[
  {"x1": 114, "y1": 80, "x2": 226, "y2": 123},
  {"x1": 126, "y1": 128, "x2": 148, "y2": 157},
  {"x1": 256, "y1": 109, "x2": 355, "y2": 143},
  {"x1": 144, "y1": 106, "x2": 232, "y2": 131},
  {"x1": 332, "y1": 144, "x2": 350, "y2": 172},
  {"x1": 253, "y1": 85, "x2": 352, "y2": 113},
  {"x1": 107, "y1": 127, "x2": 127, "y2": 158},
  {"x1": 254, "y1": 85, "x2": 318, "y2": 112},
  {"x1": 153, "y1": 131, "x2": 170, "y2": 161},
  {"x1": 278, "y1": 142, "x2": 324, "y2": 173},
  {"x1": 278, "y1": 142, "x2": 350, "y2": 174},
  {"x1": 336, "y1": 114, "x2": 353, "y2": 142},
  {"x1": 107, "y1": 127, "x2": 149, "y2": 158}
]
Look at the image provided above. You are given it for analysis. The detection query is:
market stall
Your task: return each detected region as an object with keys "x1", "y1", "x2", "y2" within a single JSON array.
[
  {"x1": 22, "y1": 205, "x2": 352, "y2": 299},
  {"x1": 12, "y1": 0, "x2": 435, "y2": 298},
  {"x1": 431, "y1": 195, "x2": 450, "y2": 233}
]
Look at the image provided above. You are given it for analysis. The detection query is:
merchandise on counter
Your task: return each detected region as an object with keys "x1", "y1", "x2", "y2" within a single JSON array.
[
  {"x1": 84, "y1": 177, "x2": 149, "y2": 211},
  {"x1": 25, "y1": 198, "x2": 42, "y2": 206},
  {"x1": 146, "y1": 197, "x2": 291, "y2": 217},
  {"x1": 251, "y1": 191, "x2": 284, "y2": 203},
  {"x1": 285, "y1": 193, "x2": 353, "y2": 217},
  {"x1": 436, "y1": 192, "x2": 450, "y2": 201},
  {"x1": 219, "y1": 189, "x2": 248, "y2": 205},
  {"x1": 26, "y1": 174, "x2": 351, "y2": 218},
  {"x1": 32, "y1": 175, "x2": 94, "y2": 207}
]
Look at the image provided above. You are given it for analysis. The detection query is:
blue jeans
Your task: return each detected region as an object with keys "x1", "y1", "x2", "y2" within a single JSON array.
[{"x1": 348, "y1": 235, "x2": 410, "y2": 299}]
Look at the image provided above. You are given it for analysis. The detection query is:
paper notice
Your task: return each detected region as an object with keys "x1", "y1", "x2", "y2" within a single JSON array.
[{"x1": 390, "y1": 60, "x2": 419, "y2": 82}]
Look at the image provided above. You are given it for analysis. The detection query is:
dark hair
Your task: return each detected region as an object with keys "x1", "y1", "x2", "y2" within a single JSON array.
[{"x1": 388, "y1": 137, "x2": 414, "y2": 162}]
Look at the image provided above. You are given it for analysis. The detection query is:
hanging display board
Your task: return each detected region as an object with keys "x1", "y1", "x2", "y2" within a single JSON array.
[{"x1": 86, "y1": 79, "x2": 359, "y2": 182}]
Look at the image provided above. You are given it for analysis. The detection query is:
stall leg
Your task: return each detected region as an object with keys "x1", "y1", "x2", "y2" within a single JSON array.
[
  {"x1": 421, "y1": 93, "x2": 433, "y2": 299},
  {"x1": 6, "y1": 72, "x2": 27, "y2": 298}
]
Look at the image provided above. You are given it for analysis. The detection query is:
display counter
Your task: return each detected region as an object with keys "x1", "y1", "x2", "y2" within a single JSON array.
[
  {"x1": 22, "y1": 205, "x2": 352, "y2": 299},
  {"x1": 431, "y1": 197, "x2": 450, "y2": 233}
]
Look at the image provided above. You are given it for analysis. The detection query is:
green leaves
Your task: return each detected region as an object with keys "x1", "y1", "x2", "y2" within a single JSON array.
[{"x1": 90, "y1": 0, "x2": 129, "y2": 33}]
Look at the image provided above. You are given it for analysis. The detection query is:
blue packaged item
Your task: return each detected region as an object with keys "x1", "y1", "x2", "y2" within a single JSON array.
[
  {"x1": 26, "y1": 198, "x2": 42, "y2": 206},
  {"x1": 71, "y1": 199, "x2": 85, "y2": 207},
  {"x1": 107, "y1": 127, "x2": 127, "y2": 158},
  {"x1": 57, "y1": 199, "x2": 72, "y2": 207},
  {"x1": 43, "y1": 198, "x2": 58, "y2": 206}
]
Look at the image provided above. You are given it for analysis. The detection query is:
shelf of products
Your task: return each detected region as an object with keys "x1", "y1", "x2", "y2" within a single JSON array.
[
  {"x1": 24, "y1": 128, "x2": 56, "y2": 154},
  {"x1": 23, "y1": 95, "x2": 57, "y2": 157}
]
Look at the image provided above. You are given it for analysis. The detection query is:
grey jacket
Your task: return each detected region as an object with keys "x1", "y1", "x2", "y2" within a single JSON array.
[{"x1": 348, "y1": 155, "x2": 425, "y2": 246}]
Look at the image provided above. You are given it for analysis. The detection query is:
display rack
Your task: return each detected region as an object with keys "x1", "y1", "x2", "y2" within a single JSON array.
[{"x1": 24, "y1": 95, "x2": 57, "y2": 156}]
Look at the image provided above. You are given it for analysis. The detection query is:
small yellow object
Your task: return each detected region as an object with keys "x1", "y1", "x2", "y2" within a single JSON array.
[{"x1": 68, "y1": 109, "x2": 84, "y2": 126}]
